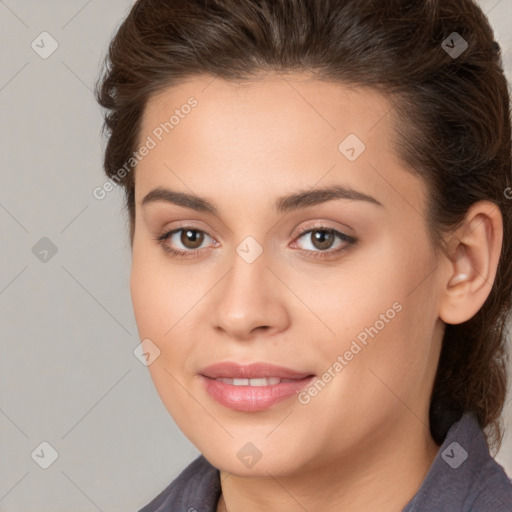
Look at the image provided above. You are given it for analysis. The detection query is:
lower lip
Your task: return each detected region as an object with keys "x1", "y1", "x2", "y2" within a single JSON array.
[{"x1": 199, "y1": 375, "x2": 316, "y2": 412}]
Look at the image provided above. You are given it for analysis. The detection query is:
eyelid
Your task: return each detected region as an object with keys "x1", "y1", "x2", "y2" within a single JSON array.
[
  {"x1": 289, "y1": 226, "x2": 356, "y2": 257},
  {"x1": 156, "y1": 226, "x2": 218, "y2": 250},
  {"x1": 292, "y1": 227, "x2": 355, "y2": 245},
  {"x1": 157, "y1": 221, "x2": 353, "y2": 245},
  {"x1": 156, "y1": 221, "x2": 357, "y2": 258},
  {"x1": 290, "y1": 220, "x2": 356, "y2": 241}
]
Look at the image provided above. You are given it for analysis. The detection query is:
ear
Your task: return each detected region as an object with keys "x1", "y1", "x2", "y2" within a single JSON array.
[{"x1": 438, "y1": 200, "x2": 503, "y2": 325}]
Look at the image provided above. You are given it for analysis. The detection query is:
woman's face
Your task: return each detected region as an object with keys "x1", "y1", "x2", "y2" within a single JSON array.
[{"x1": 130, "y1": 73, "x2": 444, "y2": 476}]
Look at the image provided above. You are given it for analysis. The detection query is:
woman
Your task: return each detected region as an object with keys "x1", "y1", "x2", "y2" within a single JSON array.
[{"x1": 95, "y1": 0, "x2": 512, "y2": 510}]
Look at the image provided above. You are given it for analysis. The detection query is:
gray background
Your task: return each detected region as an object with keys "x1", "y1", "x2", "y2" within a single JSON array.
[{"x1": 0, "y1": 1, "x2": 511, "y2": 510}]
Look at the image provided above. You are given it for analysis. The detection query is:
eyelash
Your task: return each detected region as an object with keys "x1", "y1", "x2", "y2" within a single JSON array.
[{"x1": 155, "y1": 225, "x2": 357, "y2": 260}]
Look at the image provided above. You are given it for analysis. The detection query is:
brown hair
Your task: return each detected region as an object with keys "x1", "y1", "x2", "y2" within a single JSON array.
[{"x1": 95, "y1": 0, "x2": 512, "y2": 450}]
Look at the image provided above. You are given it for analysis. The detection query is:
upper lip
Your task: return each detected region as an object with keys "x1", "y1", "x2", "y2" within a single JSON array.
[{"x1": 199, "y1": 362, "x2": 314, "y2": 380}]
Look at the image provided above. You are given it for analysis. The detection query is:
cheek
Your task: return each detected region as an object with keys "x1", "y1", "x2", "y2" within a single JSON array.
[
  {"x1": 308, "y1": 233, "x2": 436, "y2": 373},
  {"x1": 130, "y1": 243, "x2": 182, "y2": 348},
  {"x1": 130, "y1": 260, "x2": 161, "y2": 338},
  {"x1": 129, "y1": 251, "x2": 196, "y2": 418},
  {"x1": 294, "y1": 240, "x2": 407, "y2": 342},
  {"x1": 130, "y1": 245, "x2": 206, "y2": 373},
  {"x1": 338, "y1": 241, "x2": 439, "y2": 403}
]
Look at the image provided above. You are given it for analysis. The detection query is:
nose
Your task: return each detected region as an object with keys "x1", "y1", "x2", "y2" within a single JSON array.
[{"x1": 210, "y1": 248, "x2": 290, "y2": 341}]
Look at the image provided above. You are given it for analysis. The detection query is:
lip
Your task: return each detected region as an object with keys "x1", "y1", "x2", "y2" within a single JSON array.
[
  {"x1": 198, "y1": 361, "x2": 316, "y2": 412},
  {"x1": 199, "y1": 361, "x2": 314, "y2": 380}
]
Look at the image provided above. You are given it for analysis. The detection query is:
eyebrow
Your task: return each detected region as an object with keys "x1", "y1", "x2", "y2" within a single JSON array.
[{"x1": 141, "y1": 184, "x2": 383, "y2": 214}]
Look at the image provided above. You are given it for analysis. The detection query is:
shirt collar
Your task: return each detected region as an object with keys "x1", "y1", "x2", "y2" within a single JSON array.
[{"x1": 402, "y1": 411, "x2": 510, "y2": 511}]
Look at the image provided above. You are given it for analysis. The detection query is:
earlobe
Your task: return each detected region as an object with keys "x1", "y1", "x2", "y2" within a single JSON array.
[{"x1": 438, "y1": 201, "x2": 503, "y2": 325}]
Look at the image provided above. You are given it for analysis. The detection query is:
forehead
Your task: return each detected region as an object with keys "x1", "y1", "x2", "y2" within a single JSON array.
[
  {"x1": 135, "y1": 73, "x2": 427, "y2": 217},
  {"x1": 141, "y1": 72, "x2": 394, "y2": 142}
]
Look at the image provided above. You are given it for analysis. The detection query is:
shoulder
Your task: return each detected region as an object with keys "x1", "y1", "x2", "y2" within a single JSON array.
[
  {"x1": 404, "y1": 413, "x2": 512, "y2": 511},
  {"x1": 137, "y1": 455, "x2": 221, "y2": 512}
]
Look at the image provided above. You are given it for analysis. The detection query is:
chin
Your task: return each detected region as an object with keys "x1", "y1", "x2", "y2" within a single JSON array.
[{"x1": 197, "y1": 437, "x2": 309, "y2": 477}]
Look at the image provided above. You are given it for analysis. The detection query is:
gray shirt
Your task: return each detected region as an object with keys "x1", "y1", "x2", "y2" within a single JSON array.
[{"x1": 138, "y1": 412, "x2": 512, "y2": 511}]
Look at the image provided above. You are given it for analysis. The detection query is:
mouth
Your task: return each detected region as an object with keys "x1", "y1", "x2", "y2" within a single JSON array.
[
  {"x1": 199, "y1": 360, "x2": 314, "y2": 380},
  {"x1": 198, "y1": 361, "x2": 316, "y2": 412},
  {"x1": 212, "y1": 376, "x2": 300, "y2": 386}
]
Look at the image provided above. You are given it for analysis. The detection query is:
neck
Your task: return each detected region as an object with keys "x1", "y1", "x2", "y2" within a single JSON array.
[{"x1": 216, "y1": 416, "x2": 440, "y2": 512}]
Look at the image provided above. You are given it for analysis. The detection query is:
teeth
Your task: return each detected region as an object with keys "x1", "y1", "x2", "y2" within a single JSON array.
[{"x1": 216, "y1": 377, "x2": 295, "y2": 386}]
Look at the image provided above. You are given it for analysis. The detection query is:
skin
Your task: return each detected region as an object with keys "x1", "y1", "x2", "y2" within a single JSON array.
[{"x1": 130, "y1": 73, "x2": 503, "y2": 512}]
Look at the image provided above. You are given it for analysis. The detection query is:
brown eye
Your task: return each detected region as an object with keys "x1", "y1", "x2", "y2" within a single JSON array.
[
  {"x1": 293, "y1": 226, "x2": 357, "y2": 259},
  {"x1": 180, "y1": 229, "x2": 205, "y2": 249},
  {"x1": 310, "y1": 229, "x2": 336, "y2": 250},
  {"x1": 156, "y1": 227, "x2": 215, "y2": 257}
]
